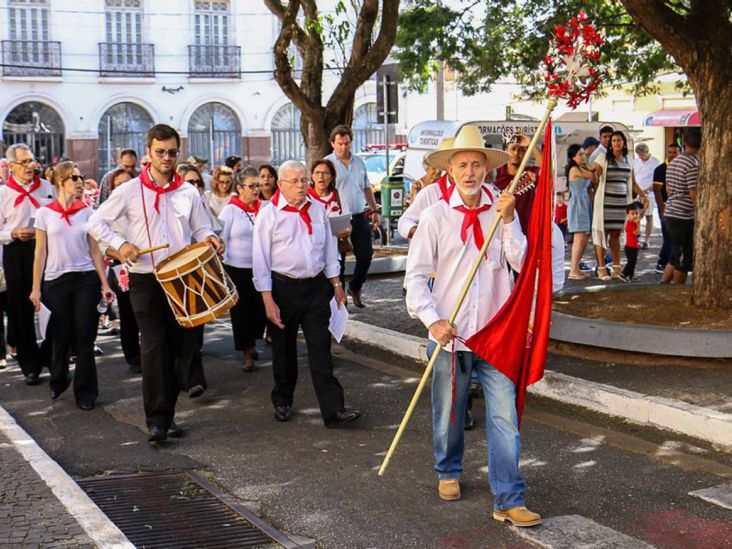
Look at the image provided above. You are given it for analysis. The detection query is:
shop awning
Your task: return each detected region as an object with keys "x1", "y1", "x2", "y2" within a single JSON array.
[{"x1": 644, "y1": 109, "x2": 700, "y2": 127}]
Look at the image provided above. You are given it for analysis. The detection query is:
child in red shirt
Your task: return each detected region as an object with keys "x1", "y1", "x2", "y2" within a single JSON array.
[
  {"x1": 554, "y1": 191, "x2": 568, "y2": 239},
  {"x1": 620, "y1": 202, "x2": 642, "y2": 282}
]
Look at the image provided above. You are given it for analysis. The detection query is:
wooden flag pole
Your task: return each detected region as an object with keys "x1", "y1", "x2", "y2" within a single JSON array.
[{"x1": 377, "y1": 98, "x2": 558, "y2": 477}]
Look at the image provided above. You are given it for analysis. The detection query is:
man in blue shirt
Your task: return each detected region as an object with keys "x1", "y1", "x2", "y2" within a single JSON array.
[{"x1": 325, "y1": 125, "x2": 381, "y2": 308}]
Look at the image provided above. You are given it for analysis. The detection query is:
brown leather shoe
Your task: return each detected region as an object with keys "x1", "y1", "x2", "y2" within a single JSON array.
[
  {"x1": 493, "y1": 506, "x2": 542, "y2": 527},
  {"x1": 242, "y1": 347, "x2": 255, "y2": 372},
  {"x1": 347, "y1": 288, "x2": 365, "y2": 308},
  {"x1": 438, "y1": 479, "x2": 461, "y2": 501}
]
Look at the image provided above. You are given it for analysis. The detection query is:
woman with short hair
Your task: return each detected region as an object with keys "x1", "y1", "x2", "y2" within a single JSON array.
[
  {"x1": 30, "y1": 161, "x2": 114, "y2": 409},
  {"x1": 204, "y1": 166, "x2": 235, "y2": 217}
]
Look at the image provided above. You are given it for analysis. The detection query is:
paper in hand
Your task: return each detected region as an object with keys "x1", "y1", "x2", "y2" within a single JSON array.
[
  {"x1": 328, "y1": 213, "x2": 352, "y2": 236},
  {"x1": 37, "y1": 303, "x2": 51, "y2": 341},
  {"x1": 328, "y1": 297, "x2": 349, "y2": 343}
]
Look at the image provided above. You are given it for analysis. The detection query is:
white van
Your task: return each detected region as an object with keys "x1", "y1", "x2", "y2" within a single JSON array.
[{"x1": 404, "y1": 119, "x2": 634, "y2": 192}]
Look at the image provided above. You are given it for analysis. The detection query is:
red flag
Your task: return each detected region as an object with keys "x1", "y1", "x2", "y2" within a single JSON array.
[{"x1": 464, "y1": 119, "x2": 555, "y2": 425}]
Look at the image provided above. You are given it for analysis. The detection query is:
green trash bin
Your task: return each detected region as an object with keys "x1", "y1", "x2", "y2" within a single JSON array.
[{"x1": 380, "y1": 176, "x2": 404, "y2": 219}]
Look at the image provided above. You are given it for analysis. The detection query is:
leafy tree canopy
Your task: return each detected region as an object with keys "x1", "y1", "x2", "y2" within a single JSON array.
[{"x1": 394, "y1": 0, "x2": 687, "y2": 98}]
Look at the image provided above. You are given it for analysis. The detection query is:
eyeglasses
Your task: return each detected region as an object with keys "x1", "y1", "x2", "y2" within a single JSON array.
[
  {"x1": 153, "y1": 148, "x2": 180, "y2": 159},
  {"x1": 241, "y1": 184, "x2": 261, "y2": 190},
  {"x1": 219, "y1": 178, "x2": 233, "y2": 184},
  {"x1": 70, "y1": 175, "x2": 86, "y2": 182},
  {"x1": 185, "y1": 179, "x2": 202, "y2": 185},
  {"x1": 12, "y1": 159, "x2": 35, "y2": 167},
  {"x1": 312, "y1": 170, "x2": 331, "y2": 178},
  {"x1": 281, "y1": 177, "x2": 309, "y2": 186}
]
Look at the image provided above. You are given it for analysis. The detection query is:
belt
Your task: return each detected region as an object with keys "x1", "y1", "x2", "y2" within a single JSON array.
[{"x1": 271, "y1": 271, "x2": 323, "y2": 284}]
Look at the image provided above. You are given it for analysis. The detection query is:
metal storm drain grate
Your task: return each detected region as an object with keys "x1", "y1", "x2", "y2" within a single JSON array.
[{"x1": 78, "y1": 471, "x2": 298, "y2": 549}]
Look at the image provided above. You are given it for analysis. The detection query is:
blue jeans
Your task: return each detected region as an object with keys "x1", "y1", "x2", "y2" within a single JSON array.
[
  {"x1": 657, "y1": 216, "x2": 673, "y2": 267},
  {"x1": 428, "y1": 341, "x2": 526, "y2": 510}
]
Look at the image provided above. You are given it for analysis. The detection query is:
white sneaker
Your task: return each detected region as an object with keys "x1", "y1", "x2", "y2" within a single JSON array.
[{"x1": 0, "y1": 358, "x2": 6, "y2": 369}]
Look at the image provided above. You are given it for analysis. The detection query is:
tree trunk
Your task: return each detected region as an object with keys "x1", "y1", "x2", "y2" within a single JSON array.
[
  {"x1": 303, "y1": 114, "x2": 330, "y2": 166},
  {"x1": 688, "y1": 66, "x2": 732, "y2": 309}
]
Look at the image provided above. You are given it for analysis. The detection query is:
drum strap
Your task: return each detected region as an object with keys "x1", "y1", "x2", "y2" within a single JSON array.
[{"x1": 140, "y1": 179, "x2": 157, "y2": 270}]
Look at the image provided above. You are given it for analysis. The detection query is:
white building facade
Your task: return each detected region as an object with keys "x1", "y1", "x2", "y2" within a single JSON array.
[{"x1": 0, "y1": 0, "x2": 382, "y2": 178}]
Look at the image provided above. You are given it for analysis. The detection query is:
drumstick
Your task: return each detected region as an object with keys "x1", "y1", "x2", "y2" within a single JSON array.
[{"x1": 138, "y1": 244, "x2": 169, "y2": 255}]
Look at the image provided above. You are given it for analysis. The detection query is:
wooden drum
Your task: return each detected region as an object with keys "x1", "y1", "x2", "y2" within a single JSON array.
[{"x1": 154, "y1": 242, "x2": 238, "y2": 328}]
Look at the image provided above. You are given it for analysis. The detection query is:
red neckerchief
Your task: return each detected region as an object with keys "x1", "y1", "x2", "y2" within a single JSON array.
[
  {"x1": 437, "y1": 173, "x2": 452, "y2": 202},
  {"x1": 229, "y1": 195, "x2": 261, "y2": 215},
  {"x1": 139, "y1": 167, "x2": 184, "y2": 213},
  {"x1": 5, "y1": 174, "x2": 41, "y2": 208},
  {"x1": 446, "y1": 185, "x2": 494, "y2": 251},
  {"x1": 45, "y1": 199, "x2": 87, "y2": 226},
  {"x1": 307, "y1": 187, "x2": 340, "y2": 214},
  {"x1": 272, "y1": 190, "x2": 313, "y2": 235}
]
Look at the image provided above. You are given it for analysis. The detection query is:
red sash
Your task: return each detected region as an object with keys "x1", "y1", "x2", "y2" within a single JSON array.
[
  {"x1": 229, "y1": 195, "x2": 261, "y2": 215},
  {"x1": 139, "y1": 168, "x2": 184, "y2": 213},
  {"x1": 45, "y1": 199, "x2": 87, "y2": 226},
  {"x1": 5, "y1": 174, "x2": 41, "y2": 208},
  {"x1": 272, "y1": 190, "x2": 313, "y2": 235},
  {"x1": 307, "y1": 187, "x2": 340, "y2": 214}
]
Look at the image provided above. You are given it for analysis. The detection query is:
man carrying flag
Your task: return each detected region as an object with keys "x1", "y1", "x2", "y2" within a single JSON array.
[{"x1": 405, "y1": 123, "x2": 553, "y2": 528}]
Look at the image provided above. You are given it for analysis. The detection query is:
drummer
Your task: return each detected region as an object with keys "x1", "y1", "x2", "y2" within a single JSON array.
[
  {"x1": 218, "y1": 167, "x2": 266, "y2": 371},
  {"x1": 89, "y1": 124, "x2": 224, "y2": 443}
]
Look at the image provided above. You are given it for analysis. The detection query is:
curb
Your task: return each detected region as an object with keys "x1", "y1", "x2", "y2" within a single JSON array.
[
  {"x1": 343, "y1": 320, "x2": 732, "y2": 450},
  {"x1": 0, "y1": 404, "x2": 134, "y2": 549},
  {"x1": 344, "y1": 254, "x2": 407, "y2": 275}
]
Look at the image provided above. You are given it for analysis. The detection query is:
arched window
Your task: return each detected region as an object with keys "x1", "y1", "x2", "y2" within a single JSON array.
[
  {"x1": 188, "y1": 102, "x2": 241, "y2": 165},
  {"x1": 270, "y1": 103, "x2": 304, "y2": 167},
  {"x1": 98, "y1": 102, "x2": 153, "y2": 177},
  {"x1": 353, "y1": 102, "x2": 381, "y2": 153},
  {"x1": 2, "y1": 101, "x2": 64, "y2": 165}
]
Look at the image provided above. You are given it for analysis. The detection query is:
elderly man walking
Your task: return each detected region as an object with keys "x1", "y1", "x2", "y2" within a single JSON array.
[
  {"x1": 253, "y1": 160, "x2": 360, "y2": 428},
  {"x1": 405, "y1": 126, "x2": 541, "y2": 527},
  {"x1": 325, "y1": 125, "x2": 381, "y2": 308}
]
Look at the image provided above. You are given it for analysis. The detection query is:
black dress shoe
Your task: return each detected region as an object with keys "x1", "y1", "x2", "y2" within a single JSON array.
[
  {"x1": 325, "y1": 410, "x2": 361, "y2": 428},
  {"x1": 24, "y1": 373, "x2": 41, "y2": 386},
  {"x1": 347, "y1": 288, "x2": 365, "y2": 308},
  {"x1": 188, "y1": 385, "x2": 205, "y2": 398},
  {"x1": 274, "y1": 406, "x2": 292, "y2": 422},
  {"x1": 50, "y1": 388, "x2": 63, "y2": 400},
  {"x1": 148, "y1": 426, "x2": 167, "y2": 442},
  {"x1": 77, "y1": 402, "x2": 95, "y2": 411},
  {"x1": 129, "y1": 363, "x2": 142, "y2": 374},
  {"x1": 168, "y1": 422, "x2": 184, "y2": 438}
]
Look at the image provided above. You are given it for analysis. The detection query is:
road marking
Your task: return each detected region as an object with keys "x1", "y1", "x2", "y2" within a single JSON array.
[
  {"x1": 689, "y1": 484, "x2": 732, "y2": 511},
  {"x1": 0, "y1": 404, "x2": 134, "y2": 548},
  {"x1": 511, "y1": 514, "x2": 653, "y2": 548}
]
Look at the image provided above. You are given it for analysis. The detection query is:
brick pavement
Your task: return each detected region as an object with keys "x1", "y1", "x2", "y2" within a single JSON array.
[{"x1": 0, "y1": 431, "x2": 94, "y2": 549}]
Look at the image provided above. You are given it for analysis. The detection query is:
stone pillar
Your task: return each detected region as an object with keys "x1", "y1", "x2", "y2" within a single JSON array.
[
  {"x1": 243, "y1": 134, "x2": 271, "y2": 167},
  {"x1": 65, "y1": 139, "x2": 99, "y2": 181}
]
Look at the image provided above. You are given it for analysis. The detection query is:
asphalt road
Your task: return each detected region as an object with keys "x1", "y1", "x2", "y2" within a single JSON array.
[{"x1": 0, "y1": 321, "x2": 730, "y2": 549}]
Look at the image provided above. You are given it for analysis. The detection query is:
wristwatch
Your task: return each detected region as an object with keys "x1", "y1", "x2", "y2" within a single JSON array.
[{"x1": 333, "y1": 282, "x2": 342, "y2": 288}]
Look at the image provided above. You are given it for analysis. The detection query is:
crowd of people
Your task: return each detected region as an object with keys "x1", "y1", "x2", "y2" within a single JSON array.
[{"x1": 556, "y1": 125, "x2": 701, "y2": 283}]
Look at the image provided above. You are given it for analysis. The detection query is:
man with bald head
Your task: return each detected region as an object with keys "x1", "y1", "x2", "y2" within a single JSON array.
[
  {"x1": 253, "y1": 160, "x2": 360, "y2": 428},
  {"x1": 405, "y1": 126, "x2": 541, "y2": 528}
]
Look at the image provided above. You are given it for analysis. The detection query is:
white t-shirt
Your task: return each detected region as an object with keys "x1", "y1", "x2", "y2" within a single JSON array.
[
  {"x1": 218, "y1": 203, "x2": 257, "y2": 269},
  {"x1": 35, "y1": 206, "x2": 95, "y2": 281}
]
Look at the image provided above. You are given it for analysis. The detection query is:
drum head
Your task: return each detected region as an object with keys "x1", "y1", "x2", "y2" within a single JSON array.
[{"x1": 156, "y1": 243, "x2": 209, "y2": 275}]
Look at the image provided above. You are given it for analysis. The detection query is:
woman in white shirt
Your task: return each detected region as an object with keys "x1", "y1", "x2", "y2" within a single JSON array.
[
  {"x1": 204, "y1": 165, "x2": 234, "y2": 217},
  {"x1": 218, "y1": 167, "x2": 266, "y2": 371},
  {"x1": 29, "y1": 161, "x2": 114, "y2": 410}
]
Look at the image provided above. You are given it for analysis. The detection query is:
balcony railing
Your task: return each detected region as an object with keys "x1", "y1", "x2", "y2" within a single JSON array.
[
  {"x1": 99, "y1": 42, "x2": 155, "y2": 77},
  {"x1": 188, "y1": 45, "x2": 240, "y2": 78},
  {"x1": 2, "y1": 40, "x2": 61, "y2": 77}
]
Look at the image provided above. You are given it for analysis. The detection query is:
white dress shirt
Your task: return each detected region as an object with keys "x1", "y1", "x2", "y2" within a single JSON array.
[
  {"x1": 35, "y1": 206, "x2": 95, "y2": 280},
  {"x1": 218, "y1": 203, "x2": 257, "y2": 269},
  {"x1": 405, "y1": 187, "x2": 527, "y2": 351},
  {"x1": 88, "y1": 177, "x2": 214, "y2": 274},
  {"x1": 397, "y1": 182, "x2": 446, "y2": 239},
  {"x1": 0, "y1": 178, "x2": 56, "y2": 244},
  {"x1": 252, "y1": 196, "x2": 339, "y2": 292}
]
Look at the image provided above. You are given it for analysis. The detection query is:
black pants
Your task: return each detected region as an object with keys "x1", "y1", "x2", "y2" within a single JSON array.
[
  {"x1": 225, "y1": 265, "x2": 265, "y2": 351},
  {"x1": 665, "y1": 216, "x2": 694, "y2": 273},
  {"x1": 270, "y1": 272, "x2": 344, "y2": 422},
  {"x1": 43, "y1": 271, "x2": 100, "y2": 405},
  {"x1": 0, "y1": 291, "x2": 6, "y2": 357},
  {"x1": 622, "y1": 246, "x2": 639, "y2": 279},
  {"x1": 348, "y1": 212, "x2": 373, "y2": 292},
  {"x1": 129, "y1": 274, "x2": 204, "y2": 430},
  {"x1": 109, "y1": 270, "x2": 140, "y2": 368},
  {"x1": 2, "y1": 240, "x2": 51, "y2": 376}
]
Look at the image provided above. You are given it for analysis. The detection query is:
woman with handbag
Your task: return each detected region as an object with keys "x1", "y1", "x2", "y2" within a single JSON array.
[{"x1": 308, "y1": 159, "x2": 352, "y2": 287}]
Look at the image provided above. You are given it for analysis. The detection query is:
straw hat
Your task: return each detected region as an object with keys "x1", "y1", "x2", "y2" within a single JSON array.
[{"x1": 426, "y1": 126, "x2": 510, "y2": 171}]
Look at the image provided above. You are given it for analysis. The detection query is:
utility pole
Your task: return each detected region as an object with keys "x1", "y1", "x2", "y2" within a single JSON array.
[{"x1": 436, "y1": 61, "x2": 445, "y2": 120}]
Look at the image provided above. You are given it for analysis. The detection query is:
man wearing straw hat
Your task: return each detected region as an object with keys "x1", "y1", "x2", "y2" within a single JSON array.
[{"x1": 405, "y1": 125, "x2": 541, "y2": 527}]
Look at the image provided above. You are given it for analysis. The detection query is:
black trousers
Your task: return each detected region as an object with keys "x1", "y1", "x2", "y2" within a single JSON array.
[
  {"x1": 270, "y1": 272, "x2": 344, "y2": 422},
  {"x1": 129, "y1": 274, "x2": 204, "y2": 430},
  {"x1": 43, "y1": 271, "x2": 100, "y2": 404},
  {"x1": 0, "y1": 291, "x2": 6, "y2": 357},
  {"x1": 224, "y1": 265, "x2": 265, "y2": 351},
  {"x1": 2, "y1": 240, "x2": 51, "y2": 376},
  {"x1": 665, "y1": 216, "x2": 694, "y2": 273},
  {"x1": 348, "y1": 212, "x2": 373, "y2": 292},
  {"x1": 109, "y1": 270, "x2": 141, "y2": 368},
  {"x1": 622, "y1": 246, "x2": 639, "y2": 279}
]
